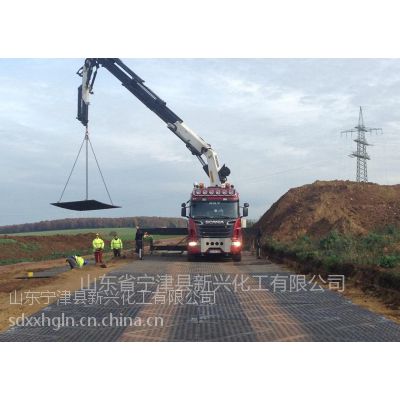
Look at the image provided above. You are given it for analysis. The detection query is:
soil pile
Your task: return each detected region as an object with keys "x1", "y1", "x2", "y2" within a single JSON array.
[{"x1": 257, "y1": 180, "x2": 400, "y2": 242}]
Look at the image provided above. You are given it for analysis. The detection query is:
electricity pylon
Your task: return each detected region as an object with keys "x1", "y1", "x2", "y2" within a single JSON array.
[{"x1": 341, "y1": 107, "x2": 382, "y2": 183}]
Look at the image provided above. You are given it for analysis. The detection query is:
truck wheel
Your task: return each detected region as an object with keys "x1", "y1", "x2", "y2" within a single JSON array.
[{"x1": 232, "y1": 253, "x2": 242, "y2": 262}]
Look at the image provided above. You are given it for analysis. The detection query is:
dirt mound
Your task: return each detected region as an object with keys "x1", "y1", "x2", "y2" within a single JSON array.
[
  {"x1": 0, "y1": 233, "x2": 98, "y2": 265},
  {"x1": 257, "y1": 180, "x2": 400, "y2": 242}
]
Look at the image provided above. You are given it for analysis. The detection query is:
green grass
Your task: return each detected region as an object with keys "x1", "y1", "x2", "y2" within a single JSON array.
[
  {"x1": 20, "y1": 243, "x2": 41, "y2": 251},
  {"x1": 9, "y1": 227, "x2": 137, "y2": 239},
  {"x1": 0, "y1": 238, "x2": 18, "y2": 244},
  {"x1": 0, "y1": 227, "x2": 184, "y2": 266},
  {"x1": 7, "y1": 227, "x2": 182, "y2": 241},
  {"x1": 266, "y1": 227, "x2": 400, "y2": 271}
]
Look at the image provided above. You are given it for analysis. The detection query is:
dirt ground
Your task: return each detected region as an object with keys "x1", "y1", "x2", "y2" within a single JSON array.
[
  {"x1": 0, "y1": 233, "x2": 97, "y2": 265},
  {"x1": 342, "y1": 284, "x2": 400, "y2": 323},
  {"x1": 0, "y1": 251, "x2": 137, "y2": 331},
  {"x1": 257, "y1": 180, "x2": 400, "y2": 241},
  {"x1": 0, "y1": 234, "x2": 184, "y2": 331},
  {"x1": 0, "y1": 233, "x2": 185, "y2": 266},
  {"x1": 0, "y1": 236, "x2": 183, "y2": 332}
]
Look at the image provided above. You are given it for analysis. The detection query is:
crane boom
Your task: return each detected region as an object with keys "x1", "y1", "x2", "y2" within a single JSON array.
[{"x1": 76, "y1": 58, "x2": 230, "y2": 185}]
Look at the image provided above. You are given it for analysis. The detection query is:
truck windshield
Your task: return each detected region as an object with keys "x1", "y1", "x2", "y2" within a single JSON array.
[{"x1": 190, "y1": 201, "x2": 239, "y2": 219}]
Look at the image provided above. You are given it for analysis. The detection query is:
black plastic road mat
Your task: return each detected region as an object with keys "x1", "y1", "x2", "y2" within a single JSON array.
[
  {"x1": 2, "y1": 256, "x2": 400, "y2": 341},
  {"x1": 51, "y1": 200, "x2": 120, "y2": 211}
]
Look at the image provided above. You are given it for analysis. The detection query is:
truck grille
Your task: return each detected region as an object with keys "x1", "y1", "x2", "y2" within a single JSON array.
[{"x1": 196, "y1": 222, "x2": 233, "y2": 238}]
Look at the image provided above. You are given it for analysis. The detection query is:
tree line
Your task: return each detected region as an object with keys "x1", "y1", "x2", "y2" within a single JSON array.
[{"x1": 0, "y1": 217, "x2": 186, "y2": 234}]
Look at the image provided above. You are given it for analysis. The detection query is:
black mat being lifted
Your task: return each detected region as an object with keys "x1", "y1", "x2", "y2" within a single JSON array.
[{"x1": 51, "y1": 200, "x2": 120, "y2": 211}]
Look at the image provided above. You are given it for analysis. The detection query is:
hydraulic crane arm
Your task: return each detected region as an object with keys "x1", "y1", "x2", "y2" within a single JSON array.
[{"x1": 76, "y1": 58, "x2": 230, "y2": 185}]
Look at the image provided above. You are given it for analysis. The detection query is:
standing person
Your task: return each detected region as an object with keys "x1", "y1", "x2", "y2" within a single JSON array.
[
  {"x1": 92, "y1": 233, "x2": 105, "y2": 264},
  {"x1": 144, "y1": 232, "x2": 154, "y2": 254},
  {"x1": 255, "y1": 227, "x2": 262, "y2": 259},
  {"x1": 144, "y1": 232, "x2": 153, "y2": 242},
  {"x1": 111, "y1": 234, "x2": 123, "y2": 257},
  {"x1": 135, "y1": 226, "x2": 144, "y2": 257}
]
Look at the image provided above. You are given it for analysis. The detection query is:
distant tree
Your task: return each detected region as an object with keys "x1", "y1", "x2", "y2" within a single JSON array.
[{"x1": 0, "y1": 215, "x2": 187, "y2": 234}]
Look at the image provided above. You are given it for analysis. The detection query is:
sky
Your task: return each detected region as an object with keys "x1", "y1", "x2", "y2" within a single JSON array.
[{"x1": 1, "y1": 58, "x2": 400, "y2": 226}]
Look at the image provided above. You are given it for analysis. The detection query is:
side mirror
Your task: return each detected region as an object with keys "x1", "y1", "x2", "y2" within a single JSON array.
[
  {"x1": 242, "y1": 202, "x2": 249, "y2": 217},
  {"x1": 181, "y1": 203, "x2": 187, "y2": 217}
]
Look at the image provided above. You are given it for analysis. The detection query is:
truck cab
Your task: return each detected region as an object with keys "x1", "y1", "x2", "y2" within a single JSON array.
[{"x1": 182, "y1": 183, "x2": 248, "y2": 261}]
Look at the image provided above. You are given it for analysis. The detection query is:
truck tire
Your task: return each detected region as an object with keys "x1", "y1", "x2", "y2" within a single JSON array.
[{"x1": 232, "y1": 253, "x2": 242, "y2": 262}]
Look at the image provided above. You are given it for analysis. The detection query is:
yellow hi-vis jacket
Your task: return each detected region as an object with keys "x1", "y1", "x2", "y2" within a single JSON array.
[
  {"x1": 92, "y1": 237, "x2": 104, "y2": 251},
  {"x1": 74, "y1": 256, "x2": 85, "y2": 268},
  {"x1": 111, "y1": 238, "x2": 123, "y2": 249}
]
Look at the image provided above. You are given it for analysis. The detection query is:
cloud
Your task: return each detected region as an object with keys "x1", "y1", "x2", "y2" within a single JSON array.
[{"x1": 1, "y1": 59, "x2": 400, "y2": 224}]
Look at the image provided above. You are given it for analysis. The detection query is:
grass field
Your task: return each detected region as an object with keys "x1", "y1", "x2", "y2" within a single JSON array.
[
  {"x1": 5, "y1": 227, "x2": 181, "y2": 242},
  {"x1": 267, "y1": 227, "x2": 400, "y2": 269},
  {"x1": 0, "y1": 227, "x2": 185, "y2": 266},
  {"x1": 10, "y1": 227, "x2": 138, "y2": 240}
]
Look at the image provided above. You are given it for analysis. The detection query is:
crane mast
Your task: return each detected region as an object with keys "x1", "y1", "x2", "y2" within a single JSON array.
[{"x1": 76, "y1": 58, "x2": 230, "y2": 186}]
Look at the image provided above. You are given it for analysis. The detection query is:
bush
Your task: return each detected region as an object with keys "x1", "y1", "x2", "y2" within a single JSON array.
[
  {"x1": 383, "y1": 225, "x2": 397, "y2": 235},
  {"x1": 324, "y1": 254, "x2": 342, "y2": 268},
  {"x1": 295, "y1": 250, "x2": 318, "y2": 262},
  {"x1": 362, "y1": 232, "x2": 387, "y2": 249},
  {"x1": 378, "y1": 255, "x2": 400, "y2": 269},
  {"x1": 378, "y1": 270, "x2": 400, "y2": 290},
  {"x1": 319, "y1": 230, "x2": 351, "y2": 252},
  {"x1": 298, "y1": 235, "x2": 312, "y2": 245}
]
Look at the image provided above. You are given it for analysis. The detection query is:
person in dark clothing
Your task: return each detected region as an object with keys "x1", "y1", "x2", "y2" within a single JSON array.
[
  {"x1": 255, "y1": 228, "x2": 262, "y2": 259},
  {"x1": 135, "y1": 226, "x2": 144, "y2": 255}
]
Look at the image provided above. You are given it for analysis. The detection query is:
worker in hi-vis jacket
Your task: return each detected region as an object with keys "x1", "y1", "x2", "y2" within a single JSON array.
[
  {"x1": 111, "y1": 234, "x2": 123, "y2": 257},
  {"x1": 92, "y1": 233, "x2": 105, "y2": 264}
]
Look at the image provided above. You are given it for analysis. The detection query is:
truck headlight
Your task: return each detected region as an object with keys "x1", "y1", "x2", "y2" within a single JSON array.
[
  {"x1": 188, "y1": 241, "x2": 198, "y2": 247},
  {"x1": 231, "y1": 241, "x2": 241, "y2": 247}
]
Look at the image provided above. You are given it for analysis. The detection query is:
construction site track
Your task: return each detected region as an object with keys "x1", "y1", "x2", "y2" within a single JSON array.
[{"x1": 1, "y1": 254, "x2": 400, "y2": 341}]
